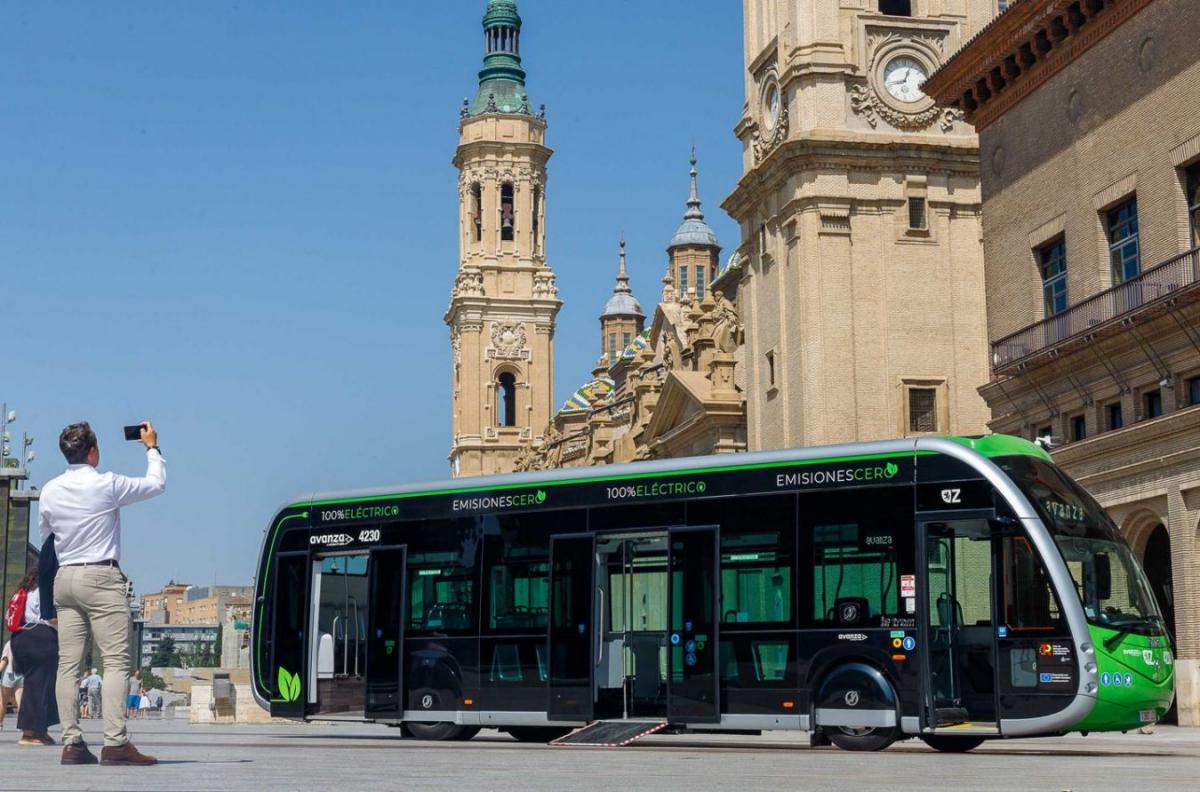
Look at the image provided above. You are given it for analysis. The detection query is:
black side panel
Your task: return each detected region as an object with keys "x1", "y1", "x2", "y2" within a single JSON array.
[
  {"x1": 366, "y1": 546, "x2": 407, "y2": 719},
  {"x1": 548, "y1": 533, "x2": 595, "y2": 720},
  {"x1": 270, "y1": 552, "x2": 310, "y2": 719},
  {"x1": 668, "y1": 526, "x2": 720, "y2": 723}
]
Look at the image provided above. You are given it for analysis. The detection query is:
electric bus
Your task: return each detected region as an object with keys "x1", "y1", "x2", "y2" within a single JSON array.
[{"x1": 250, "y1": 435, "x2": 1173, "y2": 751}]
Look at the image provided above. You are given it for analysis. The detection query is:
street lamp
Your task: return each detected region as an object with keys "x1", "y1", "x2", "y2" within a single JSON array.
[{"x1": 0, "y1": 405, "x2": 14, "y2": 463}]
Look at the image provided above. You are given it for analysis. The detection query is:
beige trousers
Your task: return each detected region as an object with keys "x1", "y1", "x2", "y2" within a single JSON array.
[{"x1": 54, "y1": 565, "x2": 131, "y2": 747}]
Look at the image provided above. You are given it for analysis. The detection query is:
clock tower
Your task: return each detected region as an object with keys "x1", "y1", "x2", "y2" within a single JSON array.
[
  {"x1": 446, "y1": 0, "x2": 560, "y2": 478},
  {"x1": 722, "y1": 1, "x2": 1000, "y2": 451}
]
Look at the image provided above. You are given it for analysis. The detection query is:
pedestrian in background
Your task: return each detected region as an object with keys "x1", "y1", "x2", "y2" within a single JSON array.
[
  {"x1": 127, "y1": 670, "x2": 142, "y2": 720},
  {"x1": 39, "y1": 421, "x2": 164, "y2": 767},
  {"x1": 84, "y1": 668, "x2": 102, "y2": 720},
  {"x1": 77, "y1": 675, "x2": 89, "y2": 719},
  {"x1": 8, "y1": 565, "x2": 60, "y2": 747},
  {"x1": 0, "y1": 639, "x2": 23, "y2": 730}
]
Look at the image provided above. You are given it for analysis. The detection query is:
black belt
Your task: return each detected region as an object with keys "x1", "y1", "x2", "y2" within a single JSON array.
[{"x1": 62, "y1": 560, "x2": 120, "y2": 568}]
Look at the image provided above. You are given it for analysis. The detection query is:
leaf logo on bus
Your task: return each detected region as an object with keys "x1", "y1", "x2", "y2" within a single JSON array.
[
  {"x1": 535, "y1": 490, "x2": 547, "y2": 504},
  {"x1": 884, "y1": 463, "x2": 899, "y2": 479},
  {"x1": 278, "y1": 667, "x2": 302, "y2": 703}
]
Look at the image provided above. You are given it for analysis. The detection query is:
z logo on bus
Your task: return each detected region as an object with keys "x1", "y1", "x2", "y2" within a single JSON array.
[{"x1": 941, "y1": 489, "x2": 962, "y2": 504}]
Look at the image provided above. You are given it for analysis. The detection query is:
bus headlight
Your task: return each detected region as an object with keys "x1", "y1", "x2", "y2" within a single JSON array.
[
  {"x1": 1085, "y1": 662, "x2": 1097, "y2": 673},
  {"x1": 1086, "y1": 682, "x2": 1097, "y2": 693}
]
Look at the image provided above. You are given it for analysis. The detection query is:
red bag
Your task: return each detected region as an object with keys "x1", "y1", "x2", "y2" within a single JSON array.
[{"x1": 5, "y1": 588, "x2": 27, "y2": 633}]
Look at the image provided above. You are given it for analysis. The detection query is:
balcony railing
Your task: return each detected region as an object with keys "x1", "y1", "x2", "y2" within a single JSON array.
[{"x1": 992, "y1": 246, "x2": 1200, "y2": 371}]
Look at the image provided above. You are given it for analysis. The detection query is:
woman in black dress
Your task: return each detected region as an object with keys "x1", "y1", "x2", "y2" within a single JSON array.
[{"x1": 9, "y1": 538, "x2": 60, "y2": 746}]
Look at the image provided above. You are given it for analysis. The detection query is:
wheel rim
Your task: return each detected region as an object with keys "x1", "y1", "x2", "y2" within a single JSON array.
[{"x1": 838, "y1": 726, "x2": 876, "y2": 737}]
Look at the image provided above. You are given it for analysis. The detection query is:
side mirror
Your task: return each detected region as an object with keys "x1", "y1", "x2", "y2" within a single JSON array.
[{"x1": 1095, "y1": 554, "x2": 1112, "y2": 601}]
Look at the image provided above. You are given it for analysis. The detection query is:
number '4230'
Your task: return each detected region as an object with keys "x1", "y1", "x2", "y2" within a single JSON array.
[{"x1": 358, "y1": 529, "x2": 381, "y2": 543}]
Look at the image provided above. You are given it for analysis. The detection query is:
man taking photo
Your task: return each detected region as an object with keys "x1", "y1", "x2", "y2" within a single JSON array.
[{"x1": 38, "y1": 421, "x2": 164, "y2": 766}]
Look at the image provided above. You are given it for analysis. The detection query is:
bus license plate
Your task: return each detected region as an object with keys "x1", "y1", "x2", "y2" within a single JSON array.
[{"x1": 1139, "y1": 710, "x2": 1157, "y2": 723}]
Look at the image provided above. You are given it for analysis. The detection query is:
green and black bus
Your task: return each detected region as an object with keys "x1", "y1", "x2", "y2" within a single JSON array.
[{"x1": 251, "y1": 435, "x2": 1173, "y2": 751}]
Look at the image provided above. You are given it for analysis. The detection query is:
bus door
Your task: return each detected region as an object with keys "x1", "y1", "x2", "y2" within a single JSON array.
[
  {"x1": 667, "y1": 526, "x2": 720, "y2": 723},
  {"x1": 309, "y1": 553, "x2": 370, "y2": 716},
  {"x1": 365, "y1": 545, "x2": 407, "y2": 720},
  {"x1": 918, "y1": 517, "x2": 999, "y2": 729},
  {"x1": 548, "y1": 533, "x2": 596, "y2": 721}
]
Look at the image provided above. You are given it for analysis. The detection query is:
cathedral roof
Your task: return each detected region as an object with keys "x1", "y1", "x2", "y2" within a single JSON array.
[
  {"x1": 669, "y1": 150, "x2": 719, "y2": 250},
  {"x1": 601, "y1": 239, "x2": 644, "y2": 319},
  {"x1": 561, "y1": 376, "x2": 616, "y2": 413}
]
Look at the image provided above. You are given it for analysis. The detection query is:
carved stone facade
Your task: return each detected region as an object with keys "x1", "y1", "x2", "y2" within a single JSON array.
[
  {"x1": 518, "y1": 159, "x2": 748, "y2": 471},
  {"x1": 722, "y1": 1, "x2": 997, "y2": 452},
  {"x1": 446, "y1": 1, "x2": 560, "y2": 477}
]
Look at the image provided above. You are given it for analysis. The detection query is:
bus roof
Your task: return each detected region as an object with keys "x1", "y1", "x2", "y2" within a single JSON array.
[{"x1": 284, "y1": 434, "x2": 1050, "y2": 511}]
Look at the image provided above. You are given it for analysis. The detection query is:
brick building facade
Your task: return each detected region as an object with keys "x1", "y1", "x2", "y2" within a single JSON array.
[{"x1": 925, "y1": 0, "x2": 1200, "y2": 723}]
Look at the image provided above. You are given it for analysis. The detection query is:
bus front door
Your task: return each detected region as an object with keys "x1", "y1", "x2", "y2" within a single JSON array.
[
  {"x1": 919, "y1": 518, "x2": 999, "y2": 729},
  {"x1": 667, "y1": 526, "x2": 720, "y2": 724},
  {"x1": 548, "y1": 533, "x2": 596, "y2": 721},
  {"x1": 365, "y1": 545, "x2": 406, "y2": 720}
]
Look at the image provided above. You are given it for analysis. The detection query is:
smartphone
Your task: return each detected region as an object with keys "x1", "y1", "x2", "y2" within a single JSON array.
[{"x1": 123, "y1": 424, "x2": 145, "y2": 442}]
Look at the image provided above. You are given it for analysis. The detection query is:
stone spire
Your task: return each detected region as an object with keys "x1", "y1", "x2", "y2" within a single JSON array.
[
  {"x1": 669, "y1": 148, "x2": 720, "y2": 249},
  {"x1": 470, "y1": 0, "x2": 534, "y2": 116},
  {"x1": 601, "y1": 238, "x2": 644, "y2": 319}
]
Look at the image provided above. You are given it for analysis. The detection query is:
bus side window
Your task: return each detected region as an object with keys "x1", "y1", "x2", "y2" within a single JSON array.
[
  {"x1": 407, "y1": 519, "x2": 480, "y2": 634},
  {"x1": 710, "y1": 494, "x2": 797, "y2": 626},
  {"x1": 804, "y1": 488, "x2": 915, "y2": 628}
]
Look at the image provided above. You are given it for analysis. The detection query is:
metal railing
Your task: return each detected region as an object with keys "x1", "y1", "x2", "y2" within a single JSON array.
[{"x1": 992, "y1": 247, "x2": 1200, "y2": 370}]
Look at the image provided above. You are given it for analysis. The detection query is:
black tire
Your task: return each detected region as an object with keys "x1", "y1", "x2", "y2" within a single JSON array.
[
  {"x1": 825, "y1": 726, "x2": 900, "y2": 752},
  {"x1": 505, "y1": 726, "x2": 573, "y2": 743},
  {"x1": 401, "y1": 722, "x2": 467, "y2": 741},
  {"x1": 920, "y1": 735, "x2": 986, "y2": 753},
  {"x1": 454, "y1": 726, "x2": 481, "y2": 741}
]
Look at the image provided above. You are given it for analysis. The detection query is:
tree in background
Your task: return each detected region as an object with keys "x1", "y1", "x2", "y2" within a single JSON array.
[
  {"x1": 140, "y1": 668, "x2": 167, "y2": 692},
  {"x1": 149, "y1": 636, "x2": 180, "y2": 668},
  {"x1": 214, "y1": 623, "x2": 224, "y2": 667}
]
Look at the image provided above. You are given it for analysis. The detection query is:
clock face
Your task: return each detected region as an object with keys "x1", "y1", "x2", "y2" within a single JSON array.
[
  {"x1": 764, "y1": 83, "x2": 780, "y2": 129},
  {"x1": 883, "y1": 57, "x2": 928, "y2": 104}
]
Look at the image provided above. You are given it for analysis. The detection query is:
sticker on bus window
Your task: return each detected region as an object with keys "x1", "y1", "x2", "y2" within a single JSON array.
[
  {"x1": 900, "y1": 575, "x2": 916, "y2": 598},
  {"x1": 905, "y1": 598, "x2": 915, "y2": 614}
]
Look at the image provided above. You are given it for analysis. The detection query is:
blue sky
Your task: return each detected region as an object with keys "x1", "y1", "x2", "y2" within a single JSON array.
[{"x1": 0, "y1": 1, "x2": 745, "y2": 596}]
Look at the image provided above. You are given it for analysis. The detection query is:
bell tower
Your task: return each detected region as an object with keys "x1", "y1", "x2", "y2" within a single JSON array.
[{"x1": 446, "y1": 0, "x2": 560, "y2": 478}]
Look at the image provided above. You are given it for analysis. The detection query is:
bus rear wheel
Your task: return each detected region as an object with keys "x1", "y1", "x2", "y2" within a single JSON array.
[
  {"x1": 825, "y1": 726, "x2": 900, "y2": 752},
  {"x1": 401, "y1": 722, "x2": 469, "y2": 741},
  {"x1": 920, "y1": 735, "x2": 985, "y2": 753},
  {"x1": 506, "y1": 726, "x2": 572, "y2": 743}
]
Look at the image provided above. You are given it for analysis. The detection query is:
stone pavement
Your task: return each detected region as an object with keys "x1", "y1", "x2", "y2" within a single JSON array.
[{"x1": 0, "y1": 719, "x2": 1197, "y2": 791}]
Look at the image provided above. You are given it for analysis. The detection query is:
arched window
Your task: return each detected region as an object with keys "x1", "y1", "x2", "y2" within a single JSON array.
[
  {"x1": 532, "y1": 186, "x2": 541, "y2": 251},
  {"x1": 500, "y1": 183, "x2": 515, "y2": 242},
  {"x1": 471, "y1": 183, "x2": 483, "y2": 242},
  {"x1": 497, "y1": 372, "x2": 517, "y2": 427}
]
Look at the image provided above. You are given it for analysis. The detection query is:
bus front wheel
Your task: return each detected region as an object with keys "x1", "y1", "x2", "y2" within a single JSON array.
[
  {"x1": 401, "y1": 722, "x2": 469, "y2": 741},
  {"x1": 506, "y1": 726, "x2": 573, "y2": 743},
  {"x1": 919, "y1": 735, "x2": 985, "y2": 753},
  {"x1": 825, "y1": 726, "x2": 900, "y2": 752}
]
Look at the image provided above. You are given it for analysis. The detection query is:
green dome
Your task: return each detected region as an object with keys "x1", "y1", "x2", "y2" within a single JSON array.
[{"x1": 467, "y1": 0, "x2": 536, "y2": 117}]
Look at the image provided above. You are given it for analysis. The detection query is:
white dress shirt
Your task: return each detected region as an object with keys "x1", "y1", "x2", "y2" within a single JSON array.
[
  {"x1": 23, "y1": 589, "x2": 51, "y2": 628},
  {"x1": 38, "y1": 448, "x2": 166, "y2": 565}
]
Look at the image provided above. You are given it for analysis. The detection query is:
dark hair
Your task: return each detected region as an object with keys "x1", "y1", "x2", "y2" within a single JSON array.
[
  {"x1": 18, "y1": 566, "x2": 39, "y2": 593},
  {"x1": 59, "y1": 422, "x2": 97, "y2": 464}
]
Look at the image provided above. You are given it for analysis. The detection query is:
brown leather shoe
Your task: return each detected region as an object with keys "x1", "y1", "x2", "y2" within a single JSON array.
[
  {"x1": 100, "y1": 741, "x2": 157, "y2": 766},
  {"x1": 61, "y1": 742, "x2": 99, "y2": 765}
]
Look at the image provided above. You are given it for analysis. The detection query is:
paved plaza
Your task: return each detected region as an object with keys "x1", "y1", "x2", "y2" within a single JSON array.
[{"x1": 0, "y1": 719, "x2": 1197, "y2": 791}]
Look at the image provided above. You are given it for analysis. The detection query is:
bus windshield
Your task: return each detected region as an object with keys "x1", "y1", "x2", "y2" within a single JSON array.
[{"x1": 996, "y1": 455, "x2": 1164, "y2": 636}]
